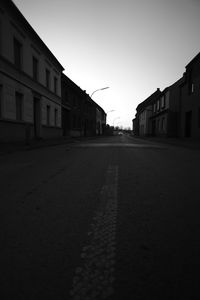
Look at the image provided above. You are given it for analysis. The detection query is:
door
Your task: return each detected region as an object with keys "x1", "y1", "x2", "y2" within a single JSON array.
[
  {"x1": 185, "y1": 111, "x2": 192, "y2": 137},
  {"x1": 152, "y1": 120, "x2": 156, "y2": 136},
  {"x1": 33, "y1": 97, "x2": 41, "y2": 138},
  {"x1": 62, "y1": 109, "x2": 70, "y2": 136}
]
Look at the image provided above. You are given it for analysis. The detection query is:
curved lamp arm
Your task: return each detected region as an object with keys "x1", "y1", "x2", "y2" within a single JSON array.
[{"x1": 90, "y1": 87, "x2": 109, "y2": 98}]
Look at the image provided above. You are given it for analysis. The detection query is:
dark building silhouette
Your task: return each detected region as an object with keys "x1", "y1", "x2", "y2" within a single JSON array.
[
  {"x1": 61, "y1": 74, "x2": 106, "y2": 137},
  {"x1": 179, "y1": 53, "x2": 200, "y2": 138},
  {"x1": 134, "y1": 89, "x2": 161, "y2": 136},
  {"x1": 133, "y1": 51, "x2": 200, "y2": 140}
]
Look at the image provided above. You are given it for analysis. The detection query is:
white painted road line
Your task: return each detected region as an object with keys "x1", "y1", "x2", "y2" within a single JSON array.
[
  {"x1": 69, "y1": 165, "x2": 119, "y2": 300},
  {"x1": 75, "y1": 143, "x2": 166, "y2": 148}
]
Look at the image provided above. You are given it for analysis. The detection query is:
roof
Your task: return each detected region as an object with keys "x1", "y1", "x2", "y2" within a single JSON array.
[
  {"x1": 185, "y1": 52, "x2": 200, "y2": 69},
  {"x1": 61, "y1": 73, "x2": 85, "y2": 95},
  {"x1": 136, "y1": 88, "x2": 161, "y2": 112}
]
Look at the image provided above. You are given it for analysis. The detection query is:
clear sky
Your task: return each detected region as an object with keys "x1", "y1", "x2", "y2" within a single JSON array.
[{"x1": 13, "y1": 0, "x2": 200, "y2": 128}]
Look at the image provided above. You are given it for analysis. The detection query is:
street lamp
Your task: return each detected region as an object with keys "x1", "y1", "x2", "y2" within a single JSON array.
[
  {"x1": 90, "y1": 87, "x2": 109, "y2": 98},
  {"x1": 106, "y1": 109, "x2": 115, "y2": 114}
]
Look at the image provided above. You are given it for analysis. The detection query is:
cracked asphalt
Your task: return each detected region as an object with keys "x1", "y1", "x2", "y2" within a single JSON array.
[{"x1": 0, "y1": 135, "x2": 200, "y2": 299}]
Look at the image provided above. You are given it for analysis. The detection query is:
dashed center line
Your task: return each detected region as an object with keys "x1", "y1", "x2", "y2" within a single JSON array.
[{"x1": 70, "y1": 165, "x2": 119, "y2": 300}]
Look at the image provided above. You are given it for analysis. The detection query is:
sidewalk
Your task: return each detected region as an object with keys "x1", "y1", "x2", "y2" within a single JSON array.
[
  {"x1": 0, "y1": 136, "x2": 92, "y2": 156},
  {"x1": 130, "y1": 135, "x2": 200, "y2": 150}
]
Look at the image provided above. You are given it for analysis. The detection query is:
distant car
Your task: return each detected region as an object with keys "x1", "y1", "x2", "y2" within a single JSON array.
[{"x1": 118, "y1": 131, "x2": 123, "y2": 135}]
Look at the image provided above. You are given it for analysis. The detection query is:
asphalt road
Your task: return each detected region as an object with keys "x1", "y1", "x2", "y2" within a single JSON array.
[{"x1": 0, "y1": 135, "x2": 199, "y2": 300}]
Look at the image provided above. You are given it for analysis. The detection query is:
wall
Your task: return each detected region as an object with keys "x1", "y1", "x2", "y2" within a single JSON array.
[{"x1": 0, "y1": 1, "x2": 63, "y2": 142}]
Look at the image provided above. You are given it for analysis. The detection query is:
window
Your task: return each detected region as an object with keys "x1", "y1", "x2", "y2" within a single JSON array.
[
  {"x1": 198, "y1": 108, "x2": 200, "y2": 128},
  {"x1": 32, "y1": 56, "x2": 38, "y2": 81},
  {"x1": 153, "y1": 103, "x2": 156, "y2": 113},
  {"x1": 161, "y1": 96, "x2": 165, "y2": 108},
  {"x1": 191, "y1": 83, "x2": 194, "y2": 93},
  {"x1": 73, "y1": 115, "x2": 76, "y2": 128},
  {"x1": 46, "y1": 105, "x2": 50, "y2": 126},
  {"x1": 157, "y1": 119, "x2": 160, "y2": 131},
  {"x1": 188, "y1": 82, "x2": 194, "y2": 94},
  {"x1": 188, "y1": 73, "x2": 194, "y2": 94},
  {"x1": 157, "y1": 100, "x2": 160, "y2": 111},
  {"x1": 161, "y1": 117, "x2": 165, "y2": 131},
  {"x1": 15, "y1": 92, "x2": 23, "y2": 121},
  {"x1": 54, "y1": 108, "x2": 58, "y2": 126},
  {"x1": 46, "y1": 69, "x2": 50, "y2": 89},
  {"x1": 14, "y1": 38, "x2": 22, "y2": 69},
  {"x1": 54, "y1": 77, "x2": 58, "y2": 94},
  {"x1": 0, "y1": 20, "x2": 2, "y2": 54},
  {"x1": 65, "y1": 90, "x2": 69, "y2": 102},
  {"x1": 73, "y1": 96, "x2": 76, "y2": 107},
  {"x1": 78, "y1": 116, "x2": 81, "y2": 128},
  {"x1": 0, "y1": 85, "x2": 2, "y2": 118}
]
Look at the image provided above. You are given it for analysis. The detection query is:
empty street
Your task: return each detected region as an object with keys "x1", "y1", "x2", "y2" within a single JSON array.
[{"x1": 0, "y1": 135, "x2": 200, "y2": 300}]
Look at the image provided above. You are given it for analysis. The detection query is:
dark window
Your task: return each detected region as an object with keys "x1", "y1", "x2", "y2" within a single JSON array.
[
  {"x1": 73, "y1": 115, "x2": 76, "y2": 128},
  {"x1": 157, "y1": 119, "x2": 160, "y2": 131},
  {"x1": 46, "y1": 105, "x2": 50, "y2": 126},
  {"x1": 157, "y1": 100, "x2": 160, "y2": 111},
  {"x1": 161, "y1": 96, "x2": 165, "y2": 108},
  {"x1": 14, "y1": 38, "x2": 22, "y2": 69},
  {"x1": 0, "y1": 85, "x2": 2, "y2": 118},
  {"x1": 189, "y1": 82, "x2": 194, "y2": 94},
  {"x1": 65, "y1": 90, "x2": 69, "y2": 102},
  {"x1": 188, "y1": 73, "x2": 194, "y2": 95},
  {"x1": 78, "y1": 116, "x2": 81, "y2": 128},
  {"x1": 46, "y1": 69, "x2": 50, "y2": 89},
  {"x1": 54, "y1": 108, "x2": 58, "y2": 126},
  {"x1": 0, "y1": 20, "x2": 2, "y2": 54},
  {"x1": 73, "y1": 97, "x2": 76, "y2": 107},
  {"x1": 15, "y1": 92, "x2": 23, "y2": 121},
  {"x1": 54, "y1": 77, "x2": 58, "y2": 94},
  {"x1": 198, "y1": 108, "x2": 200, "y2": 128},
  {"x1": 161, "y1": 117, "x2": 165, "y2": 131},
  {"x1": 33, "y1": 56, "x2": 38, "y2": 81}
]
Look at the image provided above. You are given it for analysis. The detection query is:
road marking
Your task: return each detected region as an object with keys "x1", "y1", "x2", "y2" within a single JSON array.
[
  {"x1": 69, "y1": 165, "x2": 119, "y2": 300},
  {"x1": 75, "y1": 143, "x2": 166, "y2": 148}
]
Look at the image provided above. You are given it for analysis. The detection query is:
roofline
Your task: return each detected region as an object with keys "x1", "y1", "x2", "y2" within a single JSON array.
[
  {"x1": 185, "y1": 52, "x2": 200, "y2": 69},
  {"x1": 62, "y1": 74, "x2": 106, "y2": 114},
  {"x1": 136, "y1": 88, "x2": 161, "y2": 111},
  {"x1": 4, "y1": 0, "x2": 64, "y2": 71},
  {"x1": 61, "y1": 73, "x2": 85, "y2": 94}
]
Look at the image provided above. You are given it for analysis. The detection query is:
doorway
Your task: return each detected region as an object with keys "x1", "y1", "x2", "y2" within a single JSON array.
[
  {"x1": 185, "y1": 111, "x2": 192, "y2": 137},
  {"x1": 33, "y1": 97, "x2": 41, "y2": 138}
]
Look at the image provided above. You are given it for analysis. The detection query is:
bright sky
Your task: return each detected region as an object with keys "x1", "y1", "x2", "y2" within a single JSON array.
[{"x1": 13, "y1": 0, "x2": 200, "y2": 128}]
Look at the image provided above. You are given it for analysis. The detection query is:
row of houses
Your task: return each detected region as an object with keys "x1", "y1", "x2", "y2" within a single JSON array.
[
  {"x1": 133, "y1": 52, "x2": 200, "y2": 139},
  {"x1": 0, "y1": 0, "x2": 106, "y2": 143}
]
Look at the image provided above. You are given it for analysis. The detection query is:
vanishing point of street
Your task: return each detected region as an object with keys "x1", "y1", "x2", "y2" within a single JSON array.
[{"x1": 1, "y1": 135, "x2": 199, "y2": 300}]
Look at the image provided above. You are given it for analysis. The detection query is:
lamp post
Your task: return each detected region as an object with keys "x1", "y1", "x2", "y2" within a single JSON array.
[
  {"x1": 106, "y1": 109, "x2": 115, "y2": 114},
  {"x1": 90, "y1": 87, "x2": 109, "y2": 98}
]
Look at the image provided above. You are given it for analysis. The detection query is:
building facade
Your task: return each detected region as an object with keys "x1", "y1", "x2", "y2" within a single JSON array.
[
  {"x1": 135, "y1": 88, "x2": 161, "y2": 136},
  {"x1": 179, "y1": 53, "x2": 200, "y2": 138},
  {"x1": 62, "y1": 73, "x2": 86, "y2": 137},
  {"x1": 0, "y1": 0, "x2": 64, "y2": 142},
  {"x1": 134, "y1": 52, "x2": 200, "y2": 140},
  {"x1": 62, "y1": 74, "x2": 106, "y2": 137},
  {"x1": 150, "y1": 87, "x2": 171, "y2": 137}
]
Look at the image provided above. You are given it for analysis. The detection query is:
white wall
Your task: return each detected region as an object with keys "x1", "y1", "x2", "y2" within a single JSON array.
[{"x1": 0, "y1": 3, "x2": 63, "y2": 136}]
